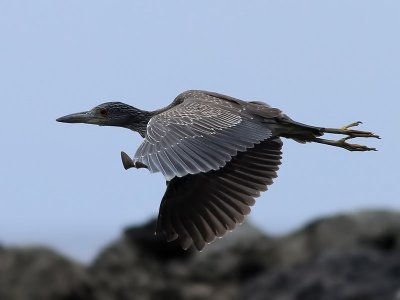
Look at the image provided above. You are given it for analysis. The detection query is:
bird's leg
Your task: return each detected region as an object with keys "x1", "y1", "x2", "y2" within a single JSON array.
[
  {"x1": 323, "y1": 121, "x2": 380, "y2": 139},
  {"x1": 312, "y1": 121, "x2": 380, "y2": 152},
  {"x1": 313, "y1": 136, "x2": 377, "y2": 151},
  {"x1": 121, "y1": 151, "x2": 148, "y2": 170}
]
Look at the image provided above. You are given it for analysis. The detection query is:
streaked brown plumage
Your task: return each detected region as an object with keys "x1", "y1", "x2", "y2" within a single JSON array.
[{"x1": 57, "y1": 90, "x2": 379, "y2": 250}]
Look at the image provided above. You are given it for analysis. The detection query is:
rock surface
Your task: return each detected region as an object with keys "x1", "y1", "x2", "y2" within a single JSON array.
[
  {"x1": 1, "y1": 210, "x2": 400, "y2": 300},
  {"x1": 0, "y1": 247, "x2": 93, "y2": 300}
]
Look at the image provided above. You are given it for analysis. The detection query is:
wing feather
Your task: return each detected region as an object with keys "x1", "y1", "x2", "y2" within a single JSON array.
[
  {"x1": 156, "y1": 138, "x2": 283, "y2": 250},
  {"x1": 134, "y1": 95, "x2": 277, "y2": 180}
]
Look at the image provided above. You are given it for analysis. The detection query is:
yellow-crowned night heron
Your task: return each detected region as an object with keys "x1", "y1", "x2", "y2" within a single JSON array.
[{"x1": 57, "y1": 90, "x2": 379, "y2": 250}]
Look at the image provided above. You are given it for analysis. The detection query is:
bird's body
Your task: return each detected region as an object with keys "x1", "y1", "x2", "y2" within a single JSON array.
[{"x1": 57, "y1": 90, "x2": 379, "y2": 250}]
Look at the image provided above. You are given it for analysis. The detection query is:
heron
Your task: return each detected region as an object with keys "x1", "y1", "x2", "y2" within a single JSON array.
[{"x1": 57, "y1": 90, "x2": 379, "y2": 250}]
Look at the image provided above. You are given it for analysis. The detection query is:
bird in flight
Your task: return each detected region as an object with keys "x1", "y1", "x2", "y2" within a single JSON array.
[{"x1": 57, "y1": 90, "x2": 379, "y2": 250}]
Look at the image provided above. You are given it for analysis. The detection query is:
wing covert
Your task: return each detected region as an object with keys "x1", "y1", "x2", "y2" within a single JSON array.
[{"x1": 134, "y1": 97, "x2": 273, "y2": 180}]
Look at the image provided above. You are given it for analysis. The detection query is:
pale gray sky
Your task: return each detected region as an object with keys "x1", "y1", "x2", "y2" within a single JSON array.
[{"x1": 1, "y1": 1, "x2": 398, "y2": 262}]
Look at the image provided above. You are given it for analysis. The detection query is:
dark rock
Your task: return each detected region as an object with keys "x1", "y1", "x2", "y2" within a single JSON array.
[
  {"x1": 88, "y1": 219, "x2": 194, "y2": 300},
  {"x1": 89, "y1": 219, "x2": 270, "y2": 300},
  {"x1": 270, "y1": 210, "x2": 400, "y2": 266},
  {"x1": 242, "y1": 247, "x2": 400, "y2": 300},
  {"x1": 2, "y1": 210, "x2": 400, "y2": 300},
  {"x1": 187, "y1": 222, "x2": 274, "y2": 283},
  {"x1": 0, "y1": 247, "x2": 93, "y2": 300}
]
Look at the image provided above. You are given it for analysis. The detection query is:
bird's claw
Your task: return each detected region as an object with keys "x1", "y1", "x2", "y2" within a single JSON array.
[
  {"x1": 340, "y1": 121, "x2": 362, "y2": 130},
  {"x1": 339, "y1": 121, "x2": 380, "y2": 139},
  {"x1": 121, "y1": 151, "x2": 148, "y2": 170}
]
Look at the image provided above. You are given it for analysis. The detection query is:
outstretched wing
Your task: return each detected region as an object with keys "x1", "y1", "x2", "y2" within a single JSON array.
[
  {"x1": 134, "y1": 92, "x2": 280, "y2": 180},
  {"x1": 155, "y1": 138, "x2": 282, "y2": 250}
]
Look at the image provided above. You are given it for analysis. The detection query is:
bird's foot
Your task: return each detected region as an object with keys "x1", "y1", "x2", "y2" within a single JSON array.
[
  {"x1": 121, "y1": 151, "x2": 148, "y2": 170},
  {"x1": 336, "y1": 136, "x2": 377, "y2": 152},
  {"x1": 324, "y1": 121, "x2": 380, "y2": 139},
  {"x1": 313, "y1": 136, "x2": 377, "y2": 152}
]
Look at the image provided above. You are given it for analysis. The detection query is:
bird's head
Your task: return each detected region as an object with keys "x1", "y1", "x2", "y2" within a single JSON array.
[{"x1": 57, "y1": 102, "x2": 151, "y2": 134}]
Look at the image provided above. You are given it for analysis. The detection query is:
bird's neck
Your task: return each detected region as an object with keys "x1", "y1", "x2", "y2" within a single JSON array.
[
  {"x1": 124, "y1": 99, "x2": 183, "y2": 137},
  {"x1": 122, "y1": 108, "x2": 154, "y2": 137}
]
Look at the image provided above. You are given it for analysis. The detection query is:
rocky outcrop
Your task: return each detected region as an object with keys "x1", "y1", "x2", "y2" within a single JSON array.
[
  {"x1": 270, "y1": 210, "x2": 400, "y2": 266},
  {"x1": 0, "y1": 247, "x2": 93, "y2": 300},
  {"x1": 1, "y1": 210, "x2": 400, "y2": 300},
  {"x1": 242, "y1": 247, "x2": 400, "y2": 300}
]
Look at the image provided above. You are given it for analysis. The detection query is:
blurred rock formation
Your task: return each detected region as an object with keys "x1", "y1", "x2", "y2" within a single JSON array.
[{"x1": 1, "y1": 210, "x2": 400, "y2": 300}]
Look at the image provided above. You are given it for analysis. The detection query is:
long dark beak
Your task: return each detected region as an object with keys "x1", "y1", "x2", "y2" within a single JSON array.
[{"x1": 56, "y1": 111, "x2": 95, "y2": 124}]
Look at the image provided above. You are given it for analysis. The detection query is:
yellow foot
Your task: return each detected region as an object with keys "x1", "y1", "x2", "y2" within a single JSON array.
[
  {"x1": 337, "y1": 137, "x2": 377, "y2": 152},
  {"x1": 326, "y1": 121, "x2": 380, "y2": 139}
]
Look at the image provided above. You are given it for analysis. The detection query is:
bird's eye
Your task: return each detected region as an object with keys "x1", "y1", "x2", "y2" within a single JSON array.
[{"x1": 100, "y1": 108, "x2": 107, "y2": 116}]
